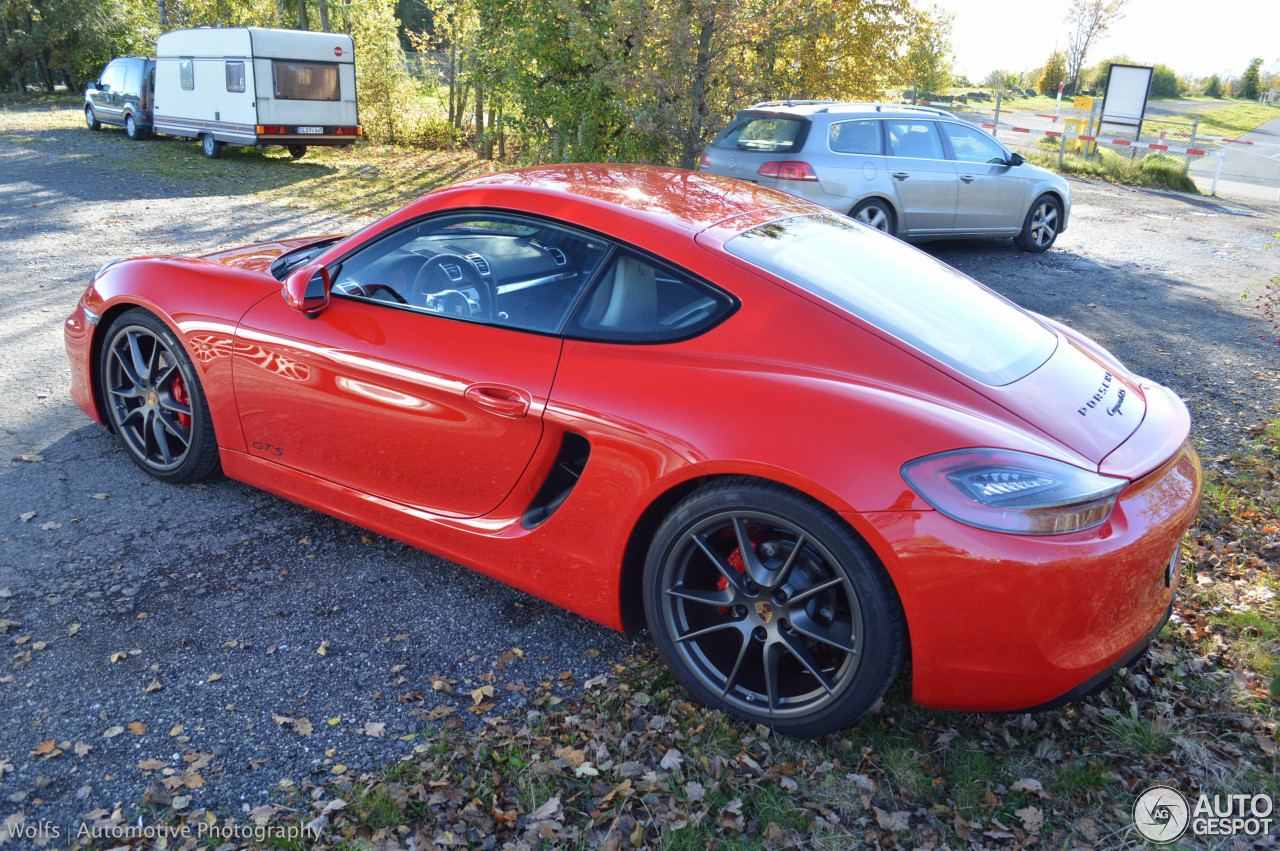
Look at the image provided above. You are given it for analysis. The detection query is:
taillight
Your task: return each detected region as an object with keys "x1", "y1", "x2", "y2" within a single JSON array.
[
  {"x1": 901, "y1": 449, "x2": 1127, "y2": 535},
  {"x1": 698, "y1": 152, "x2": 712, "y2": 170},
  {"x1": 758, "y1": 161, "x2": 818, "y2": 181}
]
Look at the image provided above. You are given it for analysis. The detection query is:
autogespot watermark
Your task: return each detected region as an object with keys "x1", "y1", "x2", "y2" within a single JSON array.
[{"x1": 1133, "y1": 785, "x2": 1275, "y2": 844}]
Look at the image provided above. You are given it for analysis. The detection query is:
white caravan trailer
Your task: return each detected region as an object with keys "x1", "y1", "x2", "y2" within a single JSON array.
[{"x1": 154, "y1": 27, "x2": 360, "y2": 159}]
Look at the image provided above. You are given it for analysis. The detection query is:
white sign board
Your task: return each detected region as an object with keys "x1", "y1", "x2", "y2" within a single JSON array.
[{"x1": 1100, "y1": 64, "x2": 1153, "y2": 138}]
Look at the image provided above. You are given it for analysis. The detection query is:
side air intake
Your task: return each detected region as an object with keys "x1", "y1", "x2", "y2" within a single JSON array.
[{"x1": 521, "y1": 432, "x2": 591, "y2": 529}]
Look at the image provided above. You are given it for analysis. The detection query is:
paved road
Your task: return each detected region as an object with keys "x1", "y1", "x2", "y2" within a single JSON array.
[
  {"x1": 1190, "y1": 117, "x2": 1280, "y2": 204},
  {"x1": 1, "y1": 126, "x2": 1279, "y2": 829}
]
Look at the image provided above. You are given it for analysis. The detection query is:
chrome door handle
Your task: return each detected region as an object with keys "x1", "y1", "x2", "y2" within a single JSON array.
[
  {"x1": 891, "y1": 172, "x2": 909, "y2": 180},
  {"x1": 960, "y1": 175, "x2": 976, "y2": 183}
]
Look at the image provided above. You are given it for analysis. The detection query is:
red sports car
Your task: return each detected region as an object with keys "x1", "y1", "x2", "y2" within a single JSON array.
[{"x1": 65, "y1": 165, "x2": 1201, "y2": 736}]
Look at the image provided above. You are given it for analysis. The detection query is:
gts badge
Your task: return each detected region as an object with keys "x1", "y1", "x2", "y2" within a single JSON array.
[
  {"x1": 252, "y1": 441, "x2": 285, "y2": 457},
  {"x1": 1077, "y1": 372, "x2": 1114, "y2": 417}
]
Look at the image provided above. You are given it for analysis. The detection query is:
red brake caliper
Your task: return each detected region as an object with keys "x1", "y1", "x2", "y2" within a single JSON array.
[
  {"x1": 716, "y1": 529, "x2": 766, "y2": 614},
  {"x1": 172, "y1": 373, "x2": 192, "y2": 429}
]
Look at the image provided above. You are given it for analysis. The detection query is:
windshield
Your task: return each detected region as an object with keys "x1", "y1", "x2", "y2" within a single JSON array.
[{"x1": 724, "y1": 213, "x2": 1056, "y2": 385}]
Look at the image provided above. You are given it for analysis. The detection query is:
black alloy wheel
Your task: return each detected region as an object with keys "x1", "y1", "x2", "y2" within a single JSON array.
[
  {"x1": 100, "y1": 309, "x2": 220, "y2": 483},
  {"x1": 644, "y1": 479, "x2": 905, "y2": 737}
]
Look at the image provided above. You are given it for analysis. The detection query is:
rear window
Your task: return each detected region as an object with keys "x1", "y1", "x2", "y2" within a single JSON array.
[
  {"x1": 724, "y1": 213, "x2": 1056, "y2": 385},
  {"x1": 273, "y1": 61, "x2": 340, "y2": 101},
  {"x1": 712, "y1": 113, "x2": 807, "y2": 154}
]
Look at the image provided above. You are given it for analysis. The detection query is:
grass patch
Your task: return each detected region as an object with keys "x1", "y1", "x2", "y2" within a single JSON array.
[
  {"x1": 1196, "y1": 101, "x2": 1280, "y2": 138},
  {"x1": 1028, "y1": 145, "x2": 1199, "y2": 192}
]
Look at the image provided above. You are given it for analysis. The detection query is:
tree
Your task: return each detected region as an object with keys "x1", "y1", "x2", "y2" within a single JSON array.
[
  {"x1": 1064, "y1": 0, "x2": 1127, "y2": 94},
  {"x1": 1240, "y1": 57, "x2": 1263, "y2": 101},
  {"x1": 1037, "y1": 51, "x2": 1067, "y2": 95},
  {"x1": 982, "y1": 69, "x2": 1015, "y2": 91},
  {"x1": 1149, "y1": 64, "x2": 1178, "y2": 98},
  {"x1": 1204, "y1": 75, "x2": 1223, "y2": 98},
  {"x1": 901, "y1": 5, "x2": 953, "y2": 95}
]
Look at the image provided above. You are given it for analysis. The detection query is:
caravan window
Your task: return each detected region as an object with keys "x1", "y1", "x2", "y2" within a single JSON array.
[
  {"x1": 225, "y1": 62, "x2": 245, "y2": 93},
  {"x1": 272, "y1": 61, "x2": 339, "y2": 101},
  {"x1": 179, "y1": 59, "x2": 194, "y2": 90}
]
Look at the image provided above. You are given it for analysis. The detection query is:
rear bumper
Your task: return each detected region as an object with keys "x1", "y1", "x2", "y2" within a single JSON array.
[{"x1": 848, "y1": 440, "x2": 1201, "y2": 711}]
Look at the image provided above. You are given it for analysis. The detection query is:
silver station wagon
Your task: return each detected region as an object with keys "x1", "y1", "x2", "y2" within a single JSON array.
[{"x1": 699, "y1": 102, "x2": 1071, "y2": 252}]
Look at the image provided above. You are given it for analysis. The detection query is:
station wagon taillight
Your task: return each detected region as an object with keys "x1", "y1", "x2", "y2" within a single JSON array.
[
  {"x1": 698, "y1": 152, "x2": 711, "y2": 170},
  {"x1": 757, "y1": 161, "x2": 818, "y2": 181}
]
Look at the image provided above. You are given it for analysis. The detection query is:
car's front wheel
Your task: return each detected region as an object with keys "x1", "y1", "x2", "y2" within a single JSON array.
[
  {"x1": 643, "y1": 478, "x2": 906, "y2": 737},
  {"x1": 850, "y1": 198, "x2": 895, "y2": 235},
  {"x1": 99, "y1": 309, "x2": 220, "y2": 483},
  {"x1": 1015, "y1": 194, "x2": 1062, "y2": 252},
  {"x1": 85, "y1": 106, "x2": 101, "y2": 131},
  {"x1": 201, "y1": 133, "x2": 223, "y2": 159}
]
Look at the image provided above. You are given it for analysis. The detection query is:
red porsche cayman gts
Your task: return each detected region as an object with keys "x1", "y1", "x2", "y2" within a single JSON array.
[{"x1": 65, "y1": 165, "x2": 1201, "y2": 736}]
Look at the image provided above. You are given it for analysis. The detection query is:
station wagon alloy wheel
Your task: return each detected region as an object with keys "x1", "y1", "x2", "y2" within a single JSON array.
[
  {"x1": 1016, "y1": 194, "x2": 1062, "y2": 252},
  {"x1": 645, "y1": 481, "x2": 905, "y2": 736}
]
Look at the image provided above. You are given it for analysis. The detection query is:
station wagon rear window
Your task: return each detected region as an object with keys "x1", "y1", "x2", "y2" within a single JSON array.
[
  {"x1": 712, "y1": 114, "x2": 806, "y2": 153},
  {"x1": 724, "y1": 213, "x2": 1056, "y2": 385},
  {"x1": 273, "y1": 61, "x2": 339, "y2": 101}
]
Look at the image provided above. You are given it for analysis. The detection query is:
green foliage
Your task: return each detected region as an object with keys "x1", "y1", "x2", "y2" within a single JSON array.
[
  {"x1": 1240, "y1": 56, "x2": 1263, "y2": 101},
  {"x1": 1, "y1": 0, "x2": 156, "y2": 93},
  {"x1": 1037, "y1": 51, "x2": 1067, "y2": 95},
  {"x1": 1149, "y1": 64, "x2": 1179, "y2": 98},
  {"x1": 1205, "y1": 74, "x2": 1224, "y2": 98},
  {"x1": 901, "y1": 4, "x2": 954, "y2": 96}
]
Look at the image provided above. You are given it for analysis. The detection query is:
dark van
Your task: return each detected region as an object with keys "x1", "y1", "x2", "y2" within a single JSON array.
[{"x1": 84, "y1": 57, "x2": 156, "y2": 140}]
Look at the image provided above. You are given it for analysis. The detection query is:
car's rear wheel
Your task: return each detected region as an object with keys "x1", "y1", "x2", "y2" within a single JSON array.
[
  {"x1": 1015, "y1": 194, "x2": 1061, "y2": 252},
  {"x1": 85, "y1": 106, "x2": 101, "y2": 131},
  {"x1": 100, "y1": 309, "x2": 220, "y2": 483},
  {"x1": 851, "y1": 198, "x2": 895, "y2": 235},
  {"x1": 125, "y1": 114, "x2": 143, "y2": 140},
  {"x1": 201, "y1": 133, "x2": 223, "y2": 159},
  {"x1": 287, "y1": 144, "x2": 308, "y2": 159},
  {"x1": 643, "y1": 478, "x2": 905, "y2": 737}
]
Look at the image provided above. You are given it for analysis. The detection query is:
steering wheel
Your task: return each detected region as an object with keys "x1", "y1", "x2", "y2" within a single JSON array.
[{"x1": 409, "y1": 254, "x2": 494, "y2": 319}]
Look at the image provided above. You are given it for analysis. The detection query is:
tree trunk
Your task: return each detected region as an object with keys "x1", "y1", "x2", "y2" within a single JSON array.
[
  {"x1": 37, "y1": 51, "x2": 55, "y2": 93},
  {"x1": 317, "y1": 0, "x2": 329, "y2": 31},
  {"x1": 680, "y1": 16, "x2": 715, "y2": 169},
  {"x1": 297, "y1": 0, "x2": 309, "y2": 31},
  {"x1": 474, "y1": 83, "x2": 485, "y2": 155},
  {"x1": 447, "y1": 37, "x2": 457, "y2": 126},
  {"x1": 157, "y1": 0, "x2": 168, "y2": 29},
  {"x1": 497, "y1": 103, "x2": 505, "y2": 160},
  {"x1": 274, "y1": 0, "x2": 287, "y2": 26}
]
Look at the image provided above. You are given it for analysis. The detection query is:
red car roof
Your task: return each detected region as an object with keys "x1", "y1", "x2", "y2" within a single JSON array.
[{"x1": 444, "y1": 164, "x2": 817, "y2": 237}]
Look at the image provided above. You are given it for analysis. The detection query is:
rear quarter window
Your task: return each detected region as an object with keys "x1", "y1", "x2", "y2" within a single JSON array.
[
  {"x1": 712, "y1": 114, "x2": 807, "y2": 154},
  {"x1": 724, "y1": 213, "x2": 1056, "y2": 385}
]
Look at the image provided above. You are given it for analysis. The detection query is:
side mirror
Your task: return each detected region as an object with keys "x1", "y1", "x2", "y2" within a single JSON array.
[
  {"x1": 1008, "y1": 152, "x2": 1025, "y2": 166},
  {"x1": 283, "y1": 263, "x2": 330, "y2": 316}
]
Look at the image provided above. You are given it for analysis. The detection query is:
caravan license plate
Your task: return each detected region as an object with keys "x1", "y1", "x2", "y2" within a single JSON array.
[{"x1": 297, "y1": 126, "x2": 323, "y2": 134}]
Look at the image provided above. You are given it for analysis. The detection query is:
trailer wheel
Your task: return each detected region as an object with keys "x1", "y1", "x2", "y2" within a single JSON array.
[
  {"x1": 201, "y1": 134, "x2": 223, "y2": 159},
  {"x1": 287, "y1": 144, "x2": 308, "y2": 160}
]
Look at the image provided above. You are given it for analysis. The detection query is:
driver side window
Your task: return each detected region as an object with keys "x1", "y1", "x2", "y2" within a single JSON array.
[{"x1": 330, "y1": 213, "x2": 610, "y2": 334}]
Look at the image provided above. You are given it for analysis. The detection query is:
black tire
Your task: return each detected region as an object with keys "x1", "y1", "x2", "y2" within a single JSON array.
[
  {"x1": 99, "y1": 308, "x2": 220, "y2": 484},
  {"x1": 85, "y1": 105, "x2": 101, "y2": 131},
  {"x1": 1015, "y1": 194, "x2": 1062, "y2": 252},
  {"x1": 851, "y1": 198, "x2": 895, "y2": 235},
  {"x1": 125, "y1": 113, "x2": 143, "y2": 140},
  {"x1": 287, "y1": 144, "x2": 308, "y2": 159},
  {"x1": 201, "y1": 133, "x2": 223, "y2": 159},
  {"x1": 643, "y1": 478, "x2": 906, "y2": 737}
]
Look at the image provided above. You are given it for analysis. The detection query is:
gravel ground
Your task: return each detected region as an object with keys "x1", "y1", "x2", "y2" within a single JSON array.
[{"x1": 1, "y1": 115, "x2": 1279, "y2": 832}]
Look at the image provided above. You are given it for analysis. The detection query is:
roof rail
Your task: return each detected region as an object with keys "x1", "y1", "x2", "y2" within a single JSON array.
[
  {"x1": 885, "y1": 103, "x2": 954, "y2": 117},
  {"x1": 748, "y1": 99, "x2": 837, "y2": 109}
]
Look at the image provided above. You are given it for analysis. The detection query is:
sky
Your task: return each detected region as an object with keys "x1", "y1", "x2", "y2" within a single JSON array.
[{"x1": 939, "y1": 0, "x2": 1279, "y2": 82}]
